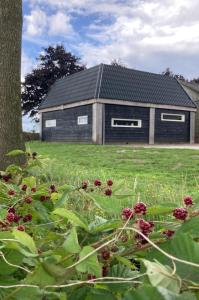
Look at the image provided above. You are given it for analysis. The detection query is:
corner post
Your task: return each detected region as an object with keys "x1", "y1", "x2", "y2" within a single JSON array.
[
  {"x1": 92, "y1": 103, "x2": 104, "y2": 144},
  {"x1": 39, "y1": 112, "x2": 43, "y2": 141},
  {"x1": 190, "y1": 111, "x2": 195, "y2": 144},
  {"x1": 149, "y1": 107, "x2": 155, "y2": 145}
]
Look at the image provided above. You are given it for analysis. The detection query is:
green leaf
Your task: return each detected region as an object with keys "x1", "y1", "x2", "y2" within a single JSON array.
[
  {"x1": 0, "y1": 209, "x2": 7, "y2": 220},
  {"x1": 63, "y1": 227, "x2": 81, "y2": 253},
  {"x1": 22, "y1": 176, "x2": 37, "y2": 189},
  {"x1": 176, "y1": 217, "x2": 199, "y2": 238},
  {"x1": 0, "y1": 250, "x2": 24, "y2": 275},
  {"x1": 89, "y1": 217, "x2": 122, "y2": 233},
  {"x1": 26, "y1": 264, "x2": 55, "y2": 287},
  {"x1": 85, "y1": 288, "x2": 117, "y2": 300},
  {"x1": 91, "y1": 193, "x2": 124, "y2": 215},
  {"x1": 6, "y1": 149, "x2": 25, "y2": 156},
  {"x1": 145, "y1": 233, "x2": 199, "y2": 283},
  {"x1": 13, "y1": 229, "x2": 38, "y2": 254},
  {"x1": 52, "y1": 208, "x2": 88, "y2": 230},
  {"x1": 147, "y1": 205, "x2": 175, "y2": 216},
  {"x1": 76, "y1": 246, "x2": 101, "y2": 277},
  {"x1": 143, "y1": 260, "x2": 181, "y2": 293}
]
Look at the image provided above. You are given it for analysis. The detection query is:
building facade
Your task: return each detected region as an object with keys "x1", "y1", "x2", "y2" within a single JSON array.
[{"x1": 40, "y1": 64, "x2": 197, "y2": 144}]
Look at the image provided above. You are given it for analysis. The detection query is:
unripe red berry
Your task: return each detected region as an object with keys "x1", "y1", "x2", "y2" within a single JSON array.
[
  {"x1": 122, "y1": 208, "x2": 134, "y2": 220},
  {"x1": 2, "y1": 174, "x2": 11, "y2": 182},
  {"x1": 8, "y1": 189, "x2": 16, "y2": 196},
  {"x1": 107, "y1": 179, "x2": 113, "y2": 186},
  {"x1": 163, "y1": 229, "x2": 175, "y2": 238},
  {"x1": 14, "y1": 215, "x2": 21, "y2": 223},
  {"x1": 23, "y1": 214, "x2": 32, "y2": 223},
  {"x1": 173, "y1": 208, "x2": 188, "y2": 220},
  {"x1": 104, "y1": 188, "x2": 112, "y2": 196},
  {"x1": 94, "y1": 179, "x2": 102, "y2": 186},
  {"x1": 136, "y1": 219, "x2": 154, "y2": 235},
  {"x1": 101, "y1": 250, "x2": 110, "y2": 260},
  {"x1": 8, "y1": 207, "x2": 15, "y2": 214},
  {"x1": 40, "y1": 195, "x2": 46, "y2": 202},
  {"x1": 50, "y1": 184, "x2": 56, "y2": 193},
  {"x1": 82, "y1": 181, "x2": 88, "y2": 189},
  {"x1": 6, "y1": 213, "x2": 15, "y2": 222},
  {"x1": 134, "y1": 202, "x2": 147, "y2": 215},
  {"x1": 31, "y1": 187, "x2": 36, "y2": 193},
  {"x1": 87, "y1": 274, "x2": 96, "y2": 280},
  {"x1": 21, "y1": 184, "x2": 28, "y2": 191},
  {"x1": 17, "y1": 225, "x2": 25, "y2": 231},
  {"x1": 184, "y1": 196, "x2": 193, "y2": 206},
  {"x1": 102, "y1": 266, "x2": 108, "y2": 277},
  {"x1": 25, "y1": 196, "x2": 33, "y2": 204}
]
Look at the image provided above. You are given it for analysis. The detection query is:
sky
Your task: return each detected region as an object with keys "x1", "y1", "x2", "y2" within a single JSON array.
[{"x1": 22, "y1": 0, "x2": 199, "y2": 131}]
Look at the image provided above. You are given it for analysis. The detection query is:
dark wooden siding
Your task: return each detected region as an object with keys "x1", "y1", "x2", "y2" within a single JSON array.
[
  {"x1": 155, "y1": 108, "x2": 190, "y2": 143},
  {"x1": 42, "y1": 105, "x2": 92, "y2": 142},
  {"x1": 104, "y1": 104, "x2": 149, "y2": 143}
]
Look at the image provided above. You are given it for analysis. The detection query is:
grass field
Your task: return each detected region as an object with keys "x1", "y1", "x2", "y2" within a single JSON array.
[{"x1": 27, "y1": 141, "x2": 199, "y2": 205}]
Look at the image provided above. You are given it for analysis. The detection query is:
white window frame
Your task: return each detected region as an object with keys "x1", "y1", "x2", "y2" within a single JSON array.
[
  {"x1": 161, "y1": 113, "x2": 185, "y2": 122},
  {"x1": 77, "y1": 115, "x2": 88, "y2": 125},
  {"x1": 45, "y1": 119, "x2": 56, "y2": 127},
  {"x1": 111, "y1": 118, "x2": 142, "y2": 128}
]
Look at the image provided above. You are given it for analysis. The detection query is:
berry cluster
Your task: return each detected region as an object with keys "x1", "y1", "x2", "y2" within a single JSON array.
[
  {"x1": 122, "y1": 202, "x2": 147, "y2": 220},
  {"x1": 184, "y1": 195, "x2": 193, "y2": 206},
  {"x1": 173, "y1": 208, "x2": 188, "y2": 220},
  {"x1": 122, "y1": 208, "x2": 134, "y2": 220}
]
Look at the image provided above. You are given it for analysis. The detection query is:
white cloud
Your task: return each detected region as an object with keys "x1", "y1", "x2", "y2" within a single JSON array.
[
  {"x1": 48, "y1": 12, "x2": 74, "y2": 36},
  {"x1": 24, "y1": 8, "x2": 74, "y2": 40},
  {"x1": 24, "y1": 0, "x2": 199, "y2": 78},
  {"x1": 21, "y1": 52, "x2": 35, "y2": 81},
  {"x1": 24, "y1": 8, "x2": 48, "y2": 37}
]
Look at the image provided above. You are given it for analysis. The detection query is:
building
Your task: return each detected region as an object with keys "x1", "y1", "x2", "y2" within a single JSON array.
[
  {"x1": 179, "y1": 80, "x2": 199, "y2": 142},
  {"x1": 39, "y1": 64, "x2": 197, "y2": 144}
]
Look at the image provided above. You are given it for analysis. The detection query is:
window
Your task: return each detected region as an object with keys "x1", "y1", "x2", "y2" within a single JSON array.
[
  {"x1": 111, "y1": 118, "x2": 142, "y2": 128},
  {"x1": 78, "y1": 115, "x2": 88, "y2": 125},
  {"x1": 45, "y1": 119, "x2": 56, "y2": 127},
  {"x1": 161, "y1": 113, "x2": 185, "y2": 122}
]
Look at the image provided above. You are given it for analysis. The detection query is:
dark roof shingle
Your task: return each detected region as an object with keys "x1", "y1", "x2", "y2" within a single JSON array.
[{"x1": 40, "y1": 64, "x2": 196, "y2": 109}]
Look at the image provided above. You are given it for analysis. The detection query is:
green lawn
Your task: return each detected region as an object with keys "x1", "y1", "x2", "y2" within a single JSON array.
[{"x1": 27, "y1": 142, "x2": 199, "y2": 205}]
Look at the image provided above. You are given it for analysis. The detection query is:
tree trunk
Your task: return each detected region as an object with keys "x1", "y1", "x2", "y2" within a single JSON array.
[{"x1": 0, "y1": 0, "x2": 25, "y2": 170}]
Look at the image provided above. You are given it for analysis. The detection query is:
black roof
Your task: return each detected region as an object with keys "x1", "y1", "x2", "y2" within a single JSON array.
[{"x1": 40, "y1": 64, "x2": 196, "y2": 109}]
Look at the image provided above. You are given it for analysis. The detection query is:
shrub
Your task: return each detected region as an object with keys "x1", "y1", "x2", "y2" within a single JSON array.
[
  {"x1": 23, "y1": 131, "x2": 40, "y2": 142},
  {"x1": 0, "y1": 150, "x2": 199, "y2": 299}
]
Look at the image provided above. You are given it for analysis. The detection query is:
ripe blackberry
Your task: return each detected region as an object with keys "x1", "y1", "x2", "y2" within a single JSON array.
[
  {"x1": 173, "y1": 208, "x2": 188, "y2": 220},
  {"x1": 122, "y1": 208, "x2": 134, "y2": 220},
  {"x1": 104, "y1": 188, "x2": 112, "y2": 196},
  {"x1": 6, "y1": 213, "x2": 15, "y2": 222},
  {"x1": 107, "y1": 179, "x2": 113, "y2": 186},
  {"x1": 184, "y1": 196, "x2": 193, "y2": 206},
  {"x1": 94, "y1": 179, "x2": 102, "y2": 186},
  {"x1": 134, "y1": 202, "x2": 147, "y2": 215}
]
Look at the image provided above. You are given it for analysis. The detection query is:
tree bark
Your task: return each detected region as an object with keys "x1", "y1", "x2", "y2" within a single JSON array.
[{"x1": 0, "y1": 0, "x2": 25, "y2": 170}]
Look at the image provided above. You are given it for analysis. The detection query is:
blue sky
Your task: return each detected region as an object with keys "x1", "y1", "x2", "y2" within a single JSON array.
[{"x1": 22, "y1": 0, "x2": 199, "y2": 131}]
